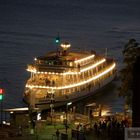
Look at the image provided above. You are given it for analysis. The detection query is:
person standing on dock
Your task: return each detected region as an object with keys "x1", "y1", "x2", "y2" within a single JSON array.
[{"x1": 56, "y1": 129, "x2": 60, "y2": 140}]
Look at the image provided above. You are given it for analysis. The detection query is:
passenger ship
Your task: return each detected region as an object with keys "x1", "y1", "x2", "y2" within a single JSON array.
[{"x1": 24, "y1": 42, "x2": 116, "y2": 109}]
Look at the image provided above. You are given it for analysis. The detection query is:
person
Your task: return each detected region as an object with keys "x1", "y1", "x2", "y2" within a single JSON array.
[
  {"x1": 18, "y1": 125, "x2": 22, "y2": 136},
  {"x1": 56, "y1": 129, "x2": 60, "y2": 140},
  {"x1": 79, "y1": 124, "x2": 84, "y2": 131},
  {"x1": 76, "y1": 124, "x2": 80, "y2": 131},
  {"x1": 94, "y1": 122, "x2": 98, "y2": 135}
]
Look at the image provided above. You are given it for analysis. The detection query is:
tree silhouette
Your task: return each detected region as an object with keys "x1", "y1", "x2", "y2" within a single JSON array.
[
  {"x1": 118, "y1": 39, "x2": 140, "y2": 106},
  {"x1": 132, "y1": 56, "x2": 140, "y2": 126}
]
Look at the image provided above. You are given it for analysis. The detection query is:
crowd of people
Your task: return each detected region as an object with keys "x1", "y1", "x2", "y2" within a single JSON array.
[
  {"x1": 92, "y1": 116, "x2": 130, "y2": 140},
  {"x1": 74, "y1": 115, "x2": 130, "y2": 140}
]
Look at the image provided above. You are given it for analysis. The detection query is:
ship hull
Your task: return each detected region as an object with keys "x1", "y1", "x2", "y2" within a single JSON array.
[{"x1": 23, "y1": 73, "x2": 116, "y2": 110}]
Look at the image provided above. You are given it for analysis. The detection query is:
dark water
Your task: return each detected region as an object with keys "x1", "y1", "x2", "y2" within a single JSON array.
[{"x1": 0, "y1": 0, "x2": 140, "y2": 111}]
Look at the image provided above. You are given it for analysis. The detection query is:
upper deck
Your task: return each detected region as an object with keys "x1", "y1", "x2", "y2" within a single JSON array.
[
  {"x1": 27, "y1": 50, "x2": 105, "y2": 73},
  {"x1": 27, "y1": 42, "x2": 114, "y2": 74}
]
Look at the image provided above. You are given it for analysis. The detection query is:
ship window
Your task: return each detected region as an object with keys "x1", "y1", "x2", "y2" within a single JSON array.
[
  {"x1": 45, "y1": 60, "x2": 54, "y2": 65},
  {"x1": 69, "y1": 62, "x2": 73, "y2": 66},
  {"x1": 49, "y1": 61, "x2": 53, "y2": 65},
  {"x1": 45, "y1": 61, "x2": 48, "y2": 64},
  {"x1": 62, "y1": 62, "x2": 66, "y2": 65}
]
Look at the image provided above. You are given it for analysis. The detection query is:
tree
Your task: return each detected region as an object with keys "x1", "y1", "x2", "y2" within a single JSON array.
[
  {"x1": 118, "y1": 39, "x2": 140, "y2": 106},
  {"x1": 132, "y1": 56, "x2": 140, "y2": 126}
]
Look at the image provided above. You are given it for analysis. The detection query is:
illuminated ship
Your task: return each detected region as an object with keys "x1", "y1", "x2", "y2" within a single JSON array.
[{"x1": 24, "y1": 42, "x2": 116, "y2": 109}]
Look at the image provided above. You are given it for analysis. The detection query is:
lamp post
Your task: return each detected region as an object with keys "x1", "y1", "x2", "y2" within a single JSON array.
[
  {"x1": 48, "y1": 89, "x2": 55, "y2": 125},
  {"x1": 65, "y1": 102, "x2": 72, "y2": 133}
]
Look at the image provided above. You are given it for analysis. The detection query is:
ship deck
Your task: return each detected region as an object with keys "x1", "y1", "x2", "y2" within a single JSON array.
[{"x1": 42, "y1": 51, "x2": 95, "y2": 61}]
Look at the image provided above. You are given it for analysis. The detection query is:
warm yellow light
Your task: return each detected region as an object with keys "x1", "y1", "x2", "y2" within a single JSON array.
[
  {"x1": 60, "y1": 115, "x2": 64, "y2": 121},
  {"x1": 61, "y1": 43, "x2": 71, "y2": 50},
  {"x1": 27, "y1": 58, "x2": 105, "y2": 75},
  {"x1": 80, "y1": 59, "x2": 106, "y2": 72},
  {"x1": 74, "y1": 55, "x2": 95, "y2": 63},
  {"x1": 34, "y1": 57, "x2": 37, "y2": 61},
  {"x1": 101, "y1": 110, "x2": 112, "y2": 116},
  {"x1": 101, "y1": 110, "x2": 108, "y2": 116},
  {"x1": 26, "y1": 63, "x2": 116, "y2": 90},
  {"x1": 47, "y1": 88, "x2": 55, "y2": 94},
  {"x1": 27, "y1": 68, "x2": 37, "y2": 73}
]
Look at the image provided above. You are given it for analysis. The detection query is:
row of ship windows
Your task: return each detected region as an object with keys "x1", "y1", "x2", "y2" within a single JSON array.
[
  {"x1": 35, "y1": 70, "x2": 114, "y2": 99},
  {"x1": 36, "y1": 58, "x2": 95, "y2": 68},
  {"x1": 29, "y1": 62, "x2": 107, "y2": 87}
]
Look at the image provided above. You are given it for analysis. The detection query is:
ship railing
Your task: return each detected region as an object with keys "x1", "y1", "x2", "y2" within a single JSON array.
[
  {"x1": 95, "y1": 61, "x2": 115, "y2": 75},
  {"x1": 28, "y1": 64, "x2": 80, "y2": 73},
  {"x1": 38, "y1": 64, "x2": 84, "y2": 71},
  {"x1": 36, "y1": 57, "x2": 109, "y2": 72},
  {"x1": 34, "y1": 73, "x2": 116, "y2": 107},
  {"x1": 55, "y1": 74, "x2": 115, "y2": 102},
  {"x1": 79, "y1": 60, "x2": 115, "y2": 79},
  {"x1": 27, "y1": 61, "x2": 116, "y2": 87},
  {"x1": 70, "y1": 73, "x2": 115, "y2": 97},
  {"x1": 70, "y1": 48, "x2": 96, "y2": 55}
]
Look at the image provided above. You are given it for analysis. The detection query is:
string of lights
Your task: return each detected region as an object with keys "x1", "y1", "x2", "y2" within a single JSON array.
[
  {"x1": 26, "y1": 63, "x2": 116, "y2": 90},
  {"x1": 27, "y1": 58, "x2": 106, "y2": 75}
]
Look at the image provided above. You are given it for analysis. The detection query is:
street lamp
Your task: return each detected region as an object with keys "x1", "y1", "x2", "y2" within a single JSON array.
[
  {"x1": 65, "y1": 102, "x2": 72, "y2": 133},
  {"x1": 67, "y1": 102, "x2": 72, "y2": 106},
  {"x1": 48, "y1": 89, "x2": 55, "y2": 124}
]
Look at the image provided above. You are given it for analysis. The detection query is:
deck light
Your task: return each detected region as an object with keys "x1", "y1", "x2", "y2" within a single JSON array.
[{"x1": 26, "y1": 63, "x2": 116, "y2": 90}]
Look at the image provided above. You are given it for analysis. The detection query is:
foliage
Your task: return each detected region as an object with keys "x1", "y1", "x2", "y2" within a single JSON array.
[{"x1": 118, "y1": 39, "x2": 140, "y2": 106}]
